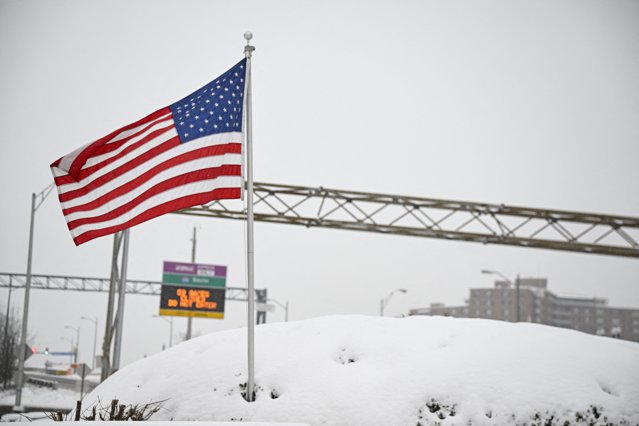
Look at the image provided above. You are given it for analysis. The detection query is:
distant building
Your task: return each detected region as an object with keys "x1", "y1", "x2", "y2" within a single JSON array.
[{"x1": 409, "y1": 278, "x2": 639, "y2": 343}]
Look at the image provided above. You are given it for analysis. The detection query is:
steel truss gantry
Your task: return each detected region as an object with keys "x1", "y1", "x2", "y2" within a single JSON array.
[
  {"x1": 0, "y1": 273, "x2": 269, "y2": 323},
  {"x1": 175, "y1": 182, "x2": 639, "y2": 258}
]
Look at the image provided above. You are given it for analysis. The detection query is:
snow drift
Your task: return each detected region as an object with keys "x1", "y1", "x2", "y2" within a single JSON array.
[{"x1": 86, "y1": 316, "x2": 639, "y2": 425}]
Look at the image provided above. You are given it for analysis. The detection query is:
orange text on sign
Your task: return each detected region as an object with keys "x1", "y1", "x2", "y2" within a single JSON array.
[{"x1": 167, "y1": 288, "x2": 218, "y2": 310}]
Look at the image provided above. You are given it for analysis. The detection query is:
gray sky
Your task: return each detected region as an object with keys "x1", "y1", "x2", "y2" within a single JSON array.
[{"x1": 1, "y1": 0, "x2": 638, "y2": 366}]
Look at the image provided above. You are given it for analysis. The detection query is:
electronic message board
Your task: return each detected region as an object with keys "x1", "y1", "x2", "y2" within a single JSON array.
[{"x1": 159, "y1": 261, "x2": 227, "y2": 319}]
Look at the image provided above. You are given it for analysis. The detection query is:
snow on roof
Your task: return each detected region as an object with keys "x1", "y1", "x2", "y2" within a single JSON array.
[{"x1": 85, "y1": 315, "x2": 639, "y2": 425}]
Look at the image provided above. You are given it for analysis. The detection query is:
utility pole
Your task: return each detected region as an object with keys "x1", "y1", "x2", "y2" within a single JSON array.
[
  {"x1": 111, "y1": 229, "x2": 130, "y2": 372},
  {"x1": 186, "y1": 226, "x2": 197, "y2": 340},
  {"x1": 101, "y1": 233, "x2": 122, "y2": 381}
]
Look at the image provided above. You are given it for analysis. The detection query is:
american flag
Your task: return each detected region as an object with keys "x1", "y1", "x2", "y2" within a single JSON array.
[{"x1": 50, "y1": 59, "x2": 247, "y2": 245}]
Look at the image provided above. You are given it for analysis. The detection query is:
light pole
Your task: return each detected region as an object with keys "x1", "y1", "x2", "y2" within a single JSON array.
[
  {"x1": 64, "y1": 325, "x2": 80, "y2": 364},
  {"x1": 481, "y1": 269, "x2": 521, "y2": 322},
  {"x1": 81, "y1": 316, "x2": 98, "y2": 369},
  {"x1": 380, "y1": 289, "x2": 407, "y2": 316},
  {"x1": 14, "y1": 183, "x2": 55, "y2": 410},
  {"x1": 152, "y1": 315, "x2": 174, "y2": 348},
  {"x1": 268, "y1": 299, "x2": 289, "y2": 322}
]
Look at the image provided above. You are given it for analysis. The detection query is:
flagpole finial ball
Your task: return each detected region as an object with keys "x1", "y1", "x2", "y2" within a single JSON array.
[{"x1": 244, "y1": 31, "x2": 253, "y2": 42}]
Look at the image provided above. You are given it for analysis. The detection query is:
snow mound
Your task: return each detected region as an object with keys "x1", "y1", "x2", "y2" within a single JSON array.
[{"x1": 86, "y1": 316, "x2": 639, "y2": 425}]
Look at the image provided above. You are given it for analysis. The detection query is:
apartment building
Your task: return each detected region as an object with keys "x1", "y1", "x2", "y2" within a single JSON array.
[{"x1": 409, "y1": 278, "x2": 639, "y2": 343}]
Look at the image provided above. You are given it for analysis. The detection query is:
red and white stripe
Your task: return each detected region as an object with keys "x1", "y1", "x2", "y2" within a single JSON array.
[{"x1": 50, "y1": 107, "x2": 243, "y2": 245}]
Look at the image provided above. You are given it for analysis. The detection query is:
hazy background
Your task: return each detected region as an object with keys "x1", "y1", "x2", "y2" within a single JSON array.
[{"x1": 1, "y1": 0, "x2": 638, "y2": 366}]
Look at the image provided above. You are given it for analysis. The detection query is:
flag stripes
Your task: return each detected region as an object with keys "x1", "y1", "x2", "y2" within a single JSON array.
[
  {"x1": 50, "y1": 59, "x2": 247, "y2": 245},
  {"x1": 72, "y1": 187, "x2": 242, "y2": 245}
]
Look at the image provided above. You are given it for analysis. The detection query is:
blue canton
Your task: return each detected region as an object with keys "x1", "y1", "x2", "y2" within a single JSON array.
[{"x1": 170, "y1": 58, "x2": 247, "y2": 143}]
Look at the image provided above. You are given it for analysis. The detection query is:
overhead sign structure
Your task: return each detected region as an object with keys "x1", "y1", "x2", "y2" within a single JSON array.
[{"x1": 160, "y1": 261, "x2": 227, "y2": 319}]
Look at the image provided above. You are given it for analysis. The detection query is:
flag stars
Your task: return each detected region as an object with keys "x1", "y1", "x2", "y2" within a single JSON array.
[{"x1": 170, "y1": 60, "x2": 245, "y2": 142}]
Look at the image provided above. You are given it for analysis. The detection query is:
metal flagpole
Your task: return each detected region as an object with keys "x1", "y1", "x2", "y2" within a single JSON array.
[
  {"x1": 111, "y1": 228, "x2": 130, "y2": 371},
  {"x1": 243, "y1": 31, "x2": 256, "y2": 402},
  {"x1": 186, "y1": 226, "x2": 197, "y2": 340},
  {"x1": 14, "y1": 183, "x2": 54, "y2": 410}
]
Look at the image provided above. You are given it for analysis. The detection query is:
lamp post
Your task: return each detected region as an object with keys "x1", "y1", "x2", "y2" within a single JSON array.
[
  {"x1": 81, "y1": 316, "x2": 98, "y2": 369},
  {"x1": 152, "y1": 315, "x2": 174, "y2": 348},
  {"x1": 64, "y1": 325, "x2": 80, "y2": 364},
  {"x1": 380, "y1": 289, "x2": 407, "y2": 316},
  {"x1": 481, "y1": 269, "x2": 521, "y2": 322},
  {"x1": 268, "y1": 299, "x2": 289, "y2": 322},
  {"x1": 14, "y1": 183, "x2": 55, "y2": 410}
]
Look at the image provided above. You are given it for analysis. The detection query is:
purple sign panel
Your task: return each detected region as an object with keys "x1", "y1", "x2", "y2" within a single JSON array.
[{"x1": 163, "y1": 261, "x2": 227, "y2": 277}]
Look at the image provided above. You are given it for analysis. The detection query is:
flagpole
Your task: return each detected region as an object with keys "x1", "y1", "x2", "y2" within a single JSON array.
[{"x1": 243, "y1": 31, "x2": 256, "y2": 402}]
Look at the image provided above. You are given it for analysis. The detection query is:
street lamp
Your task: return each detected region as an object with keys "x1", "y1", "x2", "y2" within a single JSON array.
[
  {"x1": 268, "y1": 299, "x2": 289, "y2": 322},
  {"x1": 152, "y1": 315, "x2": 174, "y2": 348},
  {"x1": 64, "y1": 325, "x2": 80, "y2": 364},
  {"x1": 81, "y1": 316, "x2": 98, "y2": 369},
  {"x1": 14, "y1": 183, "x2": 55, "y2": 410},
  {"x1": 481, "y1": 269, "x2": 521, "y2": 322},
  {"x1": 380, "y1": 289, "x2": 407, "y2": 316}
]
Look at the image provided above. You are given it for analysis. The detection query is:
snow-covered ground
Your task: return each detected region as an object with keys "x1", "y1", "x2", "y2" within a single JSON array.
[
  {"x1": 83, "y1": 316, "x2": 638, "y2": 425},
  {"x1": 0, "y1": 386, "x2": 78, "y2": 411}
]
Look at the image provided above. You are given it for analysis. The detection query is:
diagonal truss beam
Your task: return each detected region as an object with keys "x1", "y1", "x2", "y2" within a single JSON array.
[
  {"x1": 174, "y1": 182, "x2": 639, "y2": 258},
  {"x1": 0, "y1": 273, "x2": 262, "y2": 302}
]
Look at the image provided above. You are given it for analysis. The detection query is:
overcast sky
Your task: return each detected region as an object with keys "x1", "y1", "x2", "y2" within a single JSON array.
[{"x1": 1, "y1": 0, "x2": 638, "y2": 367}]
